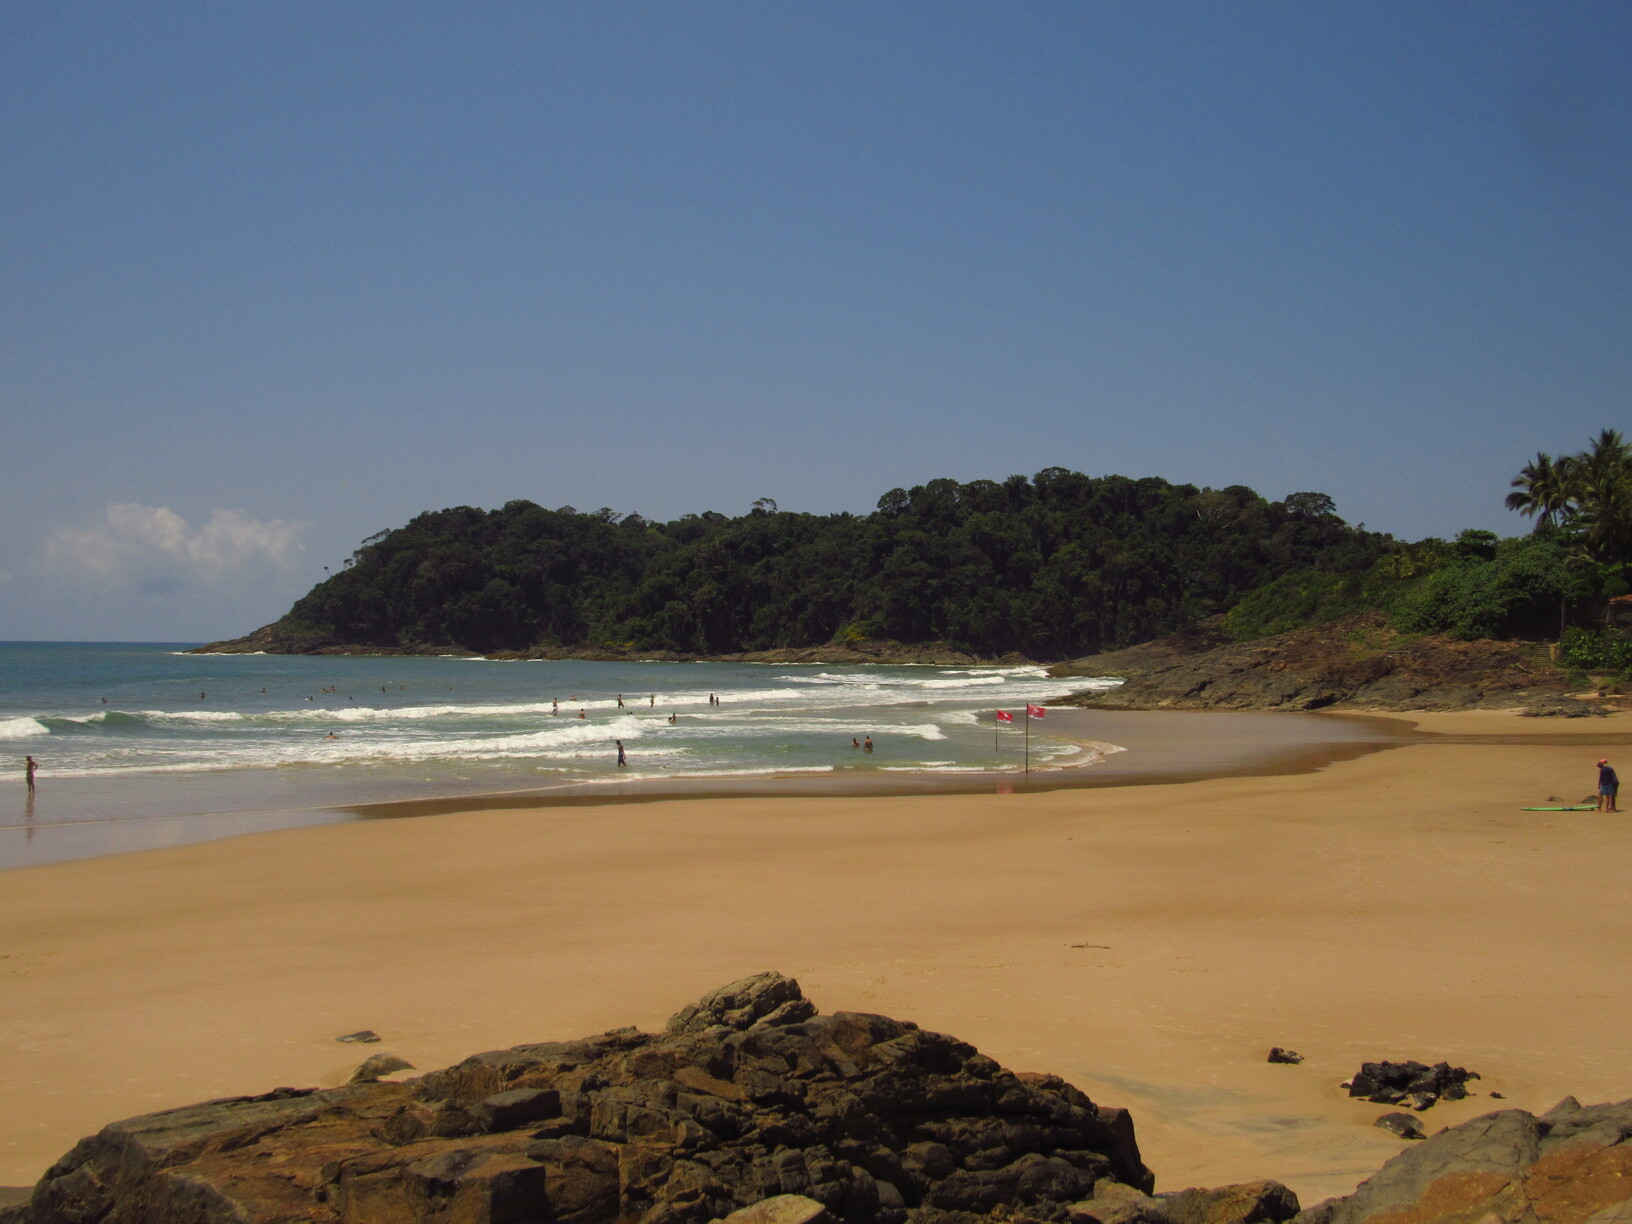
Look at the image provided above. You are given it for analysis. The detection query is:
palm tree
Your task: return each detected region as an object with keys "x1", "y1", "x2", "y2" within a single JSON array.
[
  {"x1": 1507, "y1": 433, "x2": 1632, "y2": 635},
  {"x1": 1505, "y1": 451, "x2": 1574, "y2": 528},
  {"x1": 1571, "y1": 430, "x2": 1632, "y2": 576}
]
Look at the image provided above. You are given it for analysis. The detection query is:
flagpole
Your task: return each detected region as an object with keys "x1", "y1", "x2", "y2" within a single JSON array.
[
  {"x1": 994, "y1": 710, "x2": 999, "y2": 769},
  {"x1": 1024, "y1": 713, "x2": 1030, "y2": 775}
]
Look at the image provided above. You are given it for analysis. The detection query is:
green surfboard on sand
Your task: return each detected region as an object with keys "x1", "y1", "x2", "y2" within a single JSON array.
[{"x1": 1521, "y1": 805, "x2": 1598, "y2": 811}]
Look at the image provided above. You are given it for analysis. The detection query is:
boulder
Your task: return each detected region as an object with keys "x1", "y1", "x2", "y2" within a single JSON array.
[
  {"x1": 1372, "y1": 1113, "x2": 1425, "y2": 1141},
  {"x1": 350, "y1": 1052, "x2": 414, "y2": 1082},
  {"x1": 1293, "y1": 1098, "x2": 1632, "y2": 1224},
  {"x1": 1070, "y1": 1179, "x2": 1170, "y2": 1224},
  {"x1": 715, "y1": 1195, "x2": 830, "y2": 1224},
  {"x1": 14, "y1": 977, "x2": 1156, "y2": 1224},
  {"x1": 1159, "y1": 1181, "x2": 1301, "y2": 1224},
  {"x1": 1266, "y1": 1049, "x2": 1303, "y2": 1065},
  {"x1": 1344, "y1": 1061, "x2": 1477, "y2": 1108},
  {"x1": 666, "y1": 971, "x2": 818, "y2": 1034}
]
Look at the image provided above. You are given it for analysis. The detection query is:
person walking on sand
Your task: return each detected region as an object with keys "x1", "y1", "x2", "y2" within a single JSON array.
[
  {"x1": 1598, "y1": 758, "x2": 1619, "y2": 812},
  {"x1": 616, "y1": 740, "x2": 627, "y2": 768},
  {"x1": 25, "y1": 755, "x2": 37, "y2": 792}
]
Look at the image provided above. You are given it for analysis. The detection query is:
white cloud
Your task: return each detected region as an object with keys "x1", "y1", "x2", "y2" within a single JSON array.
[{"x1": 44, "y1": 504, "x2": 306, "y2": 591}]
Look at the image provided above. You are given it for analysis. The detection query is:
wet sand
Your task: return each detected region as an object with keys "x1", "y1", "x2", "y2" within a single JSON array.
[{"x1": 1, "y1": 708, "x2": 1630, "y2": 1204}]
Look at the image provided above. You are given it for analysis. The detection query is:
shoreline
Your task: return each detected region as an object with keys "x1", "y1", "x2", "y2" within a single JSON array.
[
  {"x1": 343, "y1": 709, "x2": 1415, "y2": 822},
  {"x1": 3, "y1": 709, "x2": 1412, "y2": 872},
  {"x1": 3, "y1": 709, "x2": 1631, "y2": 1201}
]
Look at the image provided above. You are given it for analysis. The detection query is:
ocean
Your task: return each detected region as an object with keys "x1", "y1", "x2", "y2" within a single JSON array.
[{"x1": 0, "y1": 642, "x2": 1122, "y2": 868}]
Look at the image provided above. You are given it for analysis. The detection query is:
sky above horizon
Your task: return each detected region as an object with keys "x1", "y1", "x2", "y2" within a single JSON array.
[{"x1": 3, "y1": 2, "x2": 1629, "y2": 641}]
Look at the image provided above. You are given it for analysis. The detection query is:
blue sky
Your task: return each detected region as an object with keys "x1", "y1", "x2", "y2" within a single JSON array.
[{"x1": 3, "y1": 2, "x2": 1628, "y2": 640}]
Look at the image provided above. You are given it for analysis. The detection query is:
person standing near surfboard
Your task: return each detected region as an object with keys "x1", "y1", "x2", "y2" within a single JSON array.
[{"x1": 1598, "y1": 758, "x2": 1619, "y2": 812}]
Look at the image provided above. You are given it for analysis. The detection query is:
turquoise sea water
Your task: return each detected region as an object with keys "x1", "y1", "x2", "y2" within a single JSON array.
[{"x1": 0, "y1": 642, "x2": 1119, "y2": 868}]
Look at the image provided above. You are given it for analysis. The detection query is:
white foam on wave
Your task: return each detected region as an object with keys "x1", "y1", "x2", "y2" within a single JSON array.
[
  {"x1": 938, "y1": 665, "x2": 1052, "y2": 678},
  {"x1": 786, "y1": 671, "x2": 1007, "y2": 690},
  {"x1": 877, "y1": 764, "x2": 991, "y2": 773},
  {"x1": 677, "y1": 718, "x2": 949, "y2": 742},
  {"x1": 0, "y1": 716, "x2": 49, "y2": 739},
  {"x1": 337, "y1": 713, "x2": 654, "y2": 759},
  {"x1": 141, "y1": 710, "x2": 248, "y2": 724}
]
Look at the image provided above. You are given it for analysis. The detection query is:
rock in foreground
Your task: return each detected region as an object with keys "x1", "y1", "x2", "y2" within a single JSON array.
[
  {"x1": 1296, "y1": 1096, "x2": 1632, "y2": 1224},
  {"x1": 7, "y1": 973, "x2": 1162, "y2": 1224}
]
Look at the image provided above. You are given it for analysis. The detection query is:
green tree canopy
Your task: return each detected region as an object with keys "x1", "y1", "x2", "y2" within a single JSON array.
[{"x1": 275, "y1": 472, "x2": 1393, "y2": 657}]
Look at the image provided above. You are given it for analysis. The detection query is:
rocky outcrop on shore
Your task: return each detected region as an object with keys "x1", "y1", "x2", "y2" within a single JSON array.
[
  {"x1": 3, "y1": 974, "x2": 1170, "y2": 1224},
  {"x1": 188, "y1": 625, "x2": 1032, "y2": 667},
  {"x1": 1293, "y1": 1096, "x2": 1632, "y2": 1224},
  {"x1": 6, "y1": 974, "x2": 1630, "y2": 1224},
  {"x1": 1049, "y1": 615, "x2": 1604, "y2": 715}
]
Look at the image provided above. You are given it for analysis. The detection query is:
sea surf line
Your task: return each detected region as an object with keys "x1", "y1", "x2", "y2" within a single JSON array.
[{"x1": 0, "y1": 642, "x2": 1125, "y2": 869}]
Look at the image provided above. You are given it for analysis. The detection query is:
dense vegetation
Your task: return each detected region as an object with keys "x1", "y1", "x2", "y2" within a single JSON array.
[
  {"x1": 263, "y1": 432, "x2": 1632, "y2": 661},
  {"x1": 275, "y1": 471, "x2": 1392, "y2": 658},
  {"x1": 1224, "y1": 531, "x2": 1586, "y2": 644},
  {"x1": 1224, "y1": 428, "x2": 1632, "y2": 650}
]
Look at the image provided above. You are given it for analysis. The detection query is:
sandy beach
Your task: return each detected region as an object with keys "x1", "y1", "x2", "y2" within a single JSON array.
[{"x1": 2, "y1": 708, "x2": 1630, "y2": 1205}]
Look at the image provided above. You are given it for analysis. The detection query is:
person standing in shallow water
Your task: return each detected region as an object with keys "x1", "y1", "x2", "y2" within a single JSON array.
[
  {"x1": 25, "y1": 755, "x2": 37, "y2": 791},
  {"x1": 863, "y1": 736, "x2": 873, "y2": 754},
  {"x1": 1598, "y1": 758, "x2": 1619, "y2": 812},
  {"x1": 616, "y1": 740, "x2": 627, "y2": 768}
]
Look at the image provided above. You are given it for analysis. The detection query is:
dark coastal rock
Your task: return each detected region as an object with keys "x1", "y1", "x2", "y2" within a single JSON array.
[
  {"x1": 1159, "y1": 1181, "x2": 1301, "y2": 1224},
  {"x1": 1052, "y1": 614, "x2": 1602, "y2": 714},
  {"x1": 1519, "y1": 697, "x2": 1609, "y2": 718},
  {"x1": 1292, "y1": 1097, "x2": 1632, "y2": 1224},
  {"x1": 13, "y1": 975, "x2": 1158, "y2": 1224},
  {"x1": 1372, "y1": 1113, "x2": 1425, "y2": 1141},
  {"x1": 1345, "y1": 1061, "x2": 1477, "y2": 1108},
  {"x1": 1070, "y1": 1179, "x2": 1171, "y2": 1224},
  {"x1": 718, "y1": 1195, "x2": 831, "y2": 1224},
  {"x1": 667, "y1": 971, "x2": 818, "y2": 1034},
  {"x1": 1266, "y1": 1049, "x2": 1303, "y2": 1065},
  {"x1": 336, "y1": 1029, "x2": 381, "y2": 1043},
  {"x1": 349, "y1": 1052, "x2": 414, "y2": 1082},
  {"x1": 0, "y1": 1188, "x2": 33, "y2": 1224}
]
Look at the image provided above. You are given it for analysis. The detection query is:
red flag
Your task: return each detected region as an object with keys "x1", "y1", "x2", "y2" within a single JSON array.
[
  {"x1": 995, "y1": 710, "x2": 1013, "y2": 723},
  {"x1": 1026, "y1": 704, "x2": 1046, "y2": 719}
]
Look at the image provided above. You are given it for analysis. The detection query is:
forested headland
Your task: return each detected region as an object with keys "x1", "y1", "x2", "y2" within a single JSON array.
[
  {"x1": 213, "y1": 438, "x2": 1630, "y2": 664},
  {"x1": 226, "y1": 471, "x2": 1383, "y2": 659}
]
